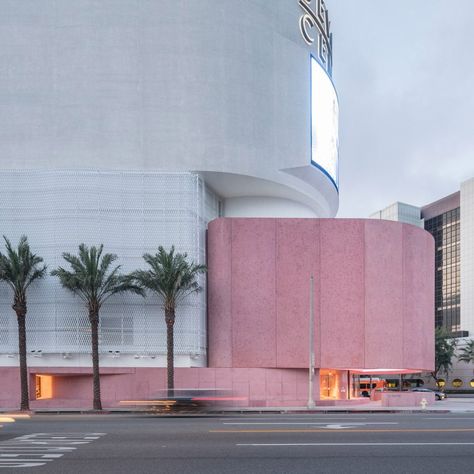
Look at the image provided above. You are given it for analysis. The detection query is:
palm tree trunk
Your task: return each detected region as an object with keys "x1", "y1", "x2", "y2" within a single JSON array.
[
  {"x1": 165, "y1": 307, "x2": 175, "y2": 397},
  {"x1": 89, "y1": 310, "x2": 102, "y2": 411},
  {"x1": 16, "y1": 311, "x2": 30, "y2": 411}
]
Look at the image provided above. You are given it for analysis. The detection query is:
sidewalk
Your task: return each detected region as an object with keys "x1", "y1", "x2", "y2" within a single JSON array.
[
  {"x1": 0, "y1": 397, "x2": 474, "y2": 414},
  {"x1": 3, "y1": 398, "x2": 474, "y2": 415},
  {"x1": 218, "y1": 397, "x2": 474, "y2": 413}
]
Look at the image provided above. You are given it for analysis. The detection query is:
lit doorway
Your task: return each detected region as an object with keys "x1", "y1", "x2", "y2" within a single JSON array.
[
  {"x1": 35, "y1": 375, "x2": 53, "y2": 400},
  {"x1": 320, "y1": 370, "x2": 338, "y2": 399}
]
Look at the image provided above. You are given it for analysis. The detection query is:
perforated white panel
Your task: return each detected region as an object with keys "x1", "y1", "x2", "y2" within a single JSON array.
[{"x1": 0, "y1": 171, "x2": 219, "y2": 357}]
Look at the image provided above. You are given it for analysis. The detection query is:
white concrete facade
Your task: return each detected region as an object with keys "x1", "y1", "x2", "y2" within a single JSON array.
[
  {"x1": 0, "y1": 0, "x2": 340, "y2": 369},
  {"x1": 0, "y1": 0, "x2": 338, "y2": 218},
  {"x1": 0, "y1": 171, "x2": 218, "y2": 368}
]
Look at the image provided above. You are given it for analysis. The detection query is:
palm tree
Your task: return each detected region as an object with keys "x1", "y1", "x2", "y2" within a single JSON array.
[
  {"x1": 51, "y1": 244, "x2": 143, "y2": 410},
  {"x1": 458, "y1": 339, "x2": 474, "y2": 365},
  {"x1": 0, "y1": 236, "x2": 47, "y2": 411},
  {"x1": 130, "y1": 246, "x2": 206, "y2": 395},
  {"x1": 431, "y1": 327, "x2": 456, "y2": 390}
]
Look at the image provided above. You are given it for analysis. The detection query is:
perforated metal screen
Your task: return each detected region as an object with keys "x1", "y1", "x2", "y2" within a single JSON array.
[{"x1": 0, "y1": 171, "x2": 219, "y2": 356}]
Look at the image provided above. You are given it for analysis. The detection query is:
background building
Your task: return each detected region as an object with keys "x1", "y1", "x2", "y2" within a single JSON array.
[
  {"x1": 371, "y1": 177, "x2": 474, "y2": 390},
  {"x1": 423, "y1": 194, "x2": 462, "y2": 335},
  {"x1": 370, "y1": 202, "x2": 423, "y2": 228}
]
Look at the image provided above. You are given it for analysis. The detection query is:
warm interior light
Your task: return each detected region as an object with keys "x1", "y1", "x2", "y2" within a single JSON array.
[{"x1": 35, "y1": 375, "x2": 53, "y2": 400}]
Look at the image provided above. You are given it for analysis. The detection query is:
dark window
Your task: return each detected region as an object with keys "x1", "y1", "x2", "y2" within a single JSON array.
[{"x1": 424, "y1": 208, "x2": 461, "y2": 332}]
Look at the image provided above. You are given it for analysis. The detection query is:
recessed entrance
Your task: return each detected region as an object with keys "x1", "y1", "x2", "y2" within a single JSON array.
[
  {"x1": 320, "y1": 370, "x2": 338, "y2": 399},
  {"x1": 35, "y1": 375, "x2": 53, "y2": 400}
]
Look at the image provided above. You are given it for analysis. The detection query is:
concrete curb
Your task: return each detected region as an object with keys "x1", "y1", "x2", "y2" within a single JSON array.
[{"x1": 2, "y1": 408, "x2": 473, "y2": 415}]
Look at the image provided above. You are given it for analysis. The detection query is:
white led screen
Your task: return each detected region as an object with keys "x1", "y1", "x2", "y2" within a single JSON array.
[{"x1": 311, "y1": 57, "x2": 339, "y2": 188}]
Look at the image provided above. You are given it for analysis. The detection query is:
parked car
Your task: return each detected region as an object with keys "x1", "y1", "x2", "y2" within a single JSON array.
[{"x1": 411, "y1": 388, "x2": 447, "y2": 400}]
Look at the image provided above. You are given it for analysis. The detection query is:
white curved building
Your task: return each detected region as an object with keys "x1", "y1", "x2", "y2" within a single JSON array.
[
  {"x1": 0, "y1": 0, "x2": 338, "y2": 217},
  {"x1": 0, "y1": 0, "x2": 339, "y2": 369}
]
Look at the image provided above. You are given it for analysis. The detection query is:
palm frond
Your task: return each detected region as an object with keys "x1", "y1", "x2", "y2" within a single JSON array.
[
  {"x1": 52, "y1": 244, "x2": 142, "y2": 311},
  {"x1": 0, "y1": 235, "x2": 46, "y2": 298},
  {"x1": 131, "y1": 246, "x2": 206, "y2": 307},
  {"x1": 458, "y1": 340, "x2": 474, "y2": 364}
]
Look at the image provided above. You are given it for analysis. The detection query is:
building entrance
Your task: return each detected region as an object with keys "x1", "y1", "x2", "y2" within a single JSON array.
[
  {"x1": 35, "y1": 375, "x2": 53, "y2": 400},
  {"x1": 320, "y1": 370, "x2": 337, "y2": 399}
]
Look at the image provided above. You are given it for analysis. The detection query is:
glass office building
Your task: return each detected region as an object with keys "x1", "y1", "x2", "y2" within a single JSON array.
[
  {"x1": 424, "y1": 204, "x2": 462, "y2": 334},
  {"x1": 372, "y1": 186, "x2": 473, "y2": 336}
]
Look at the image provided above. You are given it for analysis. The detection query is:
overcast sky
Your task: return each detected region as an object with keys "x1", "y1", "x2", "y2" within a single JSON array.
[{"x1": 328, "y1": 0, "x2": 474, "y2": 217}]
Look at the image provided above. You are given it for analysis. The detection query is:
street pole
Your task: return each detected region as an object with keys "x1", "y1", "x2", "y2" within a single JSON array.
[{"x1": 308, "y1": 274, "x2": 316, "y2": 409}]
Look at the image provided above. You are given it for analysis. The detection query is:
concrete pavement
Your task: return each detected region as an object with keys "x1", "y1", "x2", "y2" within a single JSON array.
[
  {"x1": 1, "y1": 396, "x2": 471, "y2": 415},
  {"x1": 218, "y1": 396, "x2": 474, "y2": 413},
  {"x1": 1, "y1": 412, "x2": 474, "y2": 473}
]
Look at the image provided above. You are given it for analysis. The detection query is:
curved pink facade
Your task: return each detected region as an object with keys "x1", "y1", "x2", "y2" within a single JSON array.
[
  {"x1": 0, "y1": 217, "x2": 435, "y2": 410},
  {"x1": 208, "y1": 218, "x2": 435, "y2": 373}
]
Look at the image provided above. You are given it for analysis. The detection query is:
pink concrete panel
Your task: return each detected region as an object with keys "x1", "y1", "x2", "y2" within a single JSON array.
[
  {"x1": 265, "y1": 368, "x2": 282, "y2": 384},
  {"x1": 214, "y1": 368, "x2": 233, "y2": 389},
  {"x1": 198, "y1": 368, "x2": 216, "y2": 386},
  {"x1": 247, "y1": 376, "x2": 266, "y2": 403},
  {"x1": 207, "y1": 218, "x2": 434, "y2": 374},
  {"x1": 403, "y1": 225, "x2": 435, "y2": 371},
  {"x1": 296, "y1": 381, "x2": 308, "y2": 400},
  {"x1": 267, "y1": 382, "x2": 283, "y2": 400},
  {"x1": 0, "y1": 367, "x2": 19, "y2": 406},
  {"x1": 0, "y1": 367, "x2": 314, "y2": 409},
  {"x1": 381, "y1": 391, "x2": 435, "y2": 407},
  {"x1": 175, "y1": 368, "x2": 199, "y2": 388},
  {"x1": 101, "y1": 375, "x2": 120, "y2": 400},
  {"x1": 282, "y1": 382, "x2": 297, "y2": 401},
  {"x1": 281, "y1": 369, "x2": 298, "y2": 384},
  {"x1": 207, "y1": 219, "x2": 233, "y2": 367},
  {"x1": 364, "y1": 220, "x2": 404, "y2": 369},
  {"x1": 52, "y1": 376, "x2": 91, "y2": 400},
  {"x1": 2, "y1": 366, "x2": 446, "y2": 410},
  {"x1": 275, "y1": 219, "x2": 319, "y2": 367},
  {"x1": 232, "y1": 382, "x2": 250, "y2": 400},
  {"x1": 230, "y1": 219, "x2": 277, "y2": 367},
  {"x1": 319, "y1": 219, "x2": 365, "y2": 369}
]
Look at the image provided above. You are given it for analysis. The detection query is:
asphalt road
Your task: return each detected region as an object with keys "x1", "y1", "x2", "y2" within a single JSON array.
[{"x1": 1, "y1": 412, "x2": 474, "y2": 473}]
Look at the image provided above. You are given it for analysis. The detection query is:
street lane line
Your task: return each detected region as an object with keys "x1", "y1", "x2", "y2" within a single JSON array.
[
  {"x1": 222, "y1": 422, "x2": 398, "y2": 425},
  {"x1": 237, "y1": 442, "x2": 474, "y2": 447},
  {"x1": 219, "y1": 416, "x2": 370, "y2": 421},
  {"x1": 425, "y1": 417, "x2": 474, "y2": 420},
  {"x1": 211, "y1": 428, "x2": 474, "y2": 433}
]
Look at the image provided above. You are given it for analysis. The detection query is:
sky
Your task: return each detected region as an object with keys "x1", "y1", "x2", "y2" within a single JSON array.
[{"x1": 328, "y1": 0, "x2": 474, "y2": 217}]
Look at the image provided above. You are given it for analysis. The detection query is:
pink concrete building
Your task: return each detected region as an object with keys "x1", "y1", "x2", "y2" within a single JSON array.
[
  {"x1": 0, "y1": 218, "x2": 434, "y2": 409},
  {"x1": 206, "y1": 218, "x2": 434, "y2": 405}
]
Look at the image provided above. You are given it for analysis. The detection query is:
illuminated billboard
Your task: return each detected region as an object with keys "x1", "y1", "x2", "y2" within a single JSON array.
[{"x1": 311, "y1": 56, "x2": 339, "y2": 188}]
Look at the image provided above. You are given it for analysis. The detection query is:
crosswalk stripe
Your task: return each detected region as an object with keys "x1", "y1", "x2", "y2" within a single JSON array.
[{"x1": 0, "y1": 432, "x2": 106, "y2": 469}]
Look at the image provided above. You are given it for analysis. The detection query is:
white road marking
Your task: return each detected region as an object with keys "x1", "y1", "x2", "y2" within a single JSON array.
[
  {"x1": 0, "y1": 433, "x2": 106, "y2": 469},
  {"x1": 219, "y1": 416, "x2": 370, "y2": 421},
  {"x1": 237, "y1": 442, "x2": 474, "y2": 447},
  {"x1": 222, "y1": 422, "x2": 397, "y2": 425},
  {"x1": 425, "y1": 417, "x2": 474, "y2": 420},
  {"x1": 323, "y1": 424, "x2": 355, "y2": 430},
  {"x1": 223, "y1": 421, "x2": 399, "y2": 430}
]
